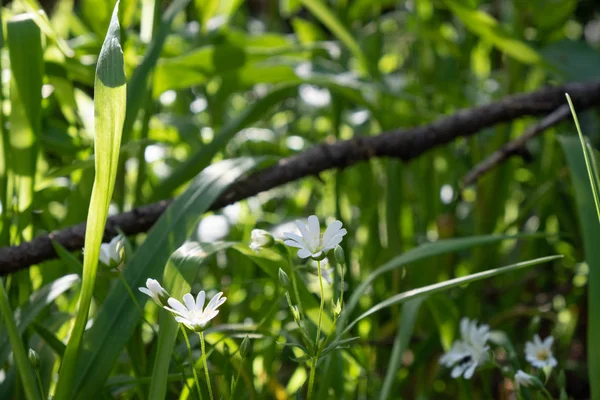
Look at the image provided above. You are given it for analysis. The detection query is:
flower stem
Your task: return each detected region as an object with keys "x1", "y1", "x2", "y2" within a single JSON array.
[
  {"x1": 182, "y1": 326, "x2": 202, "y2": 400},
  {"x1": 307, "y1": 259, "x2": 326, "y2": 400},
  {"x1": 286, "y1": 247, "x2": 304, "y2": 315},
  {"x1": 35, "y1": 369, "x2": 44, "y2": 399},
  {"x1": 541, "y1": 387, "x2": 555, "y2": 400},
  {"x1": 118, "y1": 273, "x2": 158, "y2": 337},
  {"x1": 230, "y1": 355, "x2": 244, "y2": 399},
  {"x1": 199, "y1": 331, "x2": 215, "y2": 400}
]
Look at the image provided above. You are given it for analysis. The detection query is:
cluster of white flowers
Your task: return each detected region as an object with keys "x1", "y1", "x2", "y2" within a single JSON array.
[
  {"x1": 138, "y1": 279, "x2": 226, "y2": 332},
  {"x1": 440, "y1": 317, "x2": 558, "y2": 390}
]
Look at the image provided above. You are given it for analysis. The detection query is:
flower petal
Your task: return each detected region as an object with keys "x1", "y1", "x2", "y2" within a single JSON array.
[
  {"x1": 297, "y1": 248, "x2": 312, "y2": 258},
  {"x1": 322, "y1": 220, "x2": 343, "y2": 244},
  {"x1": 284, "y1": 239, "x2": 305, "y2": 249},
  {"x1": 195, "y1": 290, "x2": 206, "y2": 311},
  {"x1": 296, "y1": 220, "x2": 311, "y2": 242},
  {"x1": 166, "y1": 298, "x2": 188, "y2": 316},
  {"x1": 183, "y1": 293, "x2": 195, "y2": 311},
  {"x1": 307, "y1": 215, "x2": 320, "y2": 237},
  {"x1": 205, "y1": 292, "x2": 223, "y2": 311}
]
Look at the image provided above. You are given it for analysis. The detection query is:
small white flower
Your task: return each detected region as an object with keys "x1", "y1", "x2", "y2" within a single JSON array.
[
  {"x1": 514, "y1": 370, "x2": 535, "y2": 387},
  {"x1": 139, "y1": 278, "x2": 170, "y2": 307},
  {"x1": 99, "y1": 235, "x2": 124, "y2": 267},
  {"x1": 439, "y1": 318, "x2": 490, "y2": 379},
  {"x1": 249, "y1": 229, "x2": 274, "y2": 252},
  {"x1": 284, "y1": 215, "x2": 347, "y2": 259},
  {"x1": 165, "y1": 291, "x2": 227, "y2": 332},
  {"x1": 525, "y1": 335, "x2": 557, "y2": 369}
]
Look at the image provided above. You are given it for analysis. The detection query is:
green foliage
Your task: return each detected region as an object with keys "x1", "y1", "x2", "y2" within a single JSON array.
[{"x1": 0, "y1": 0, "x2": 598, "y2": 398}]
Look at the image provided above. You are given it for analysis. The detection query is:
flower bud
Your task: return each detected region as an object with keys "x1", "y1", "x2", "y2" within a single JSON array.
[
  {"x1": 291, "y1": 305, "x2": 301, "y2": 323},
  {"x1": 278, "y1": 268, "x2": 290, "y2": 287},
  {"x1": 334, "y1": 246, "x2": 345, "y2": 265},
  {"x1": 240, "y1": 335, "x2": 252, "y2": 358},
  {"x1": 99, "y1": 235, "x2": 125, "y2": 269},
  {"x1": 28, "y1": 349, "x2": 40, "y2": 370},
  {"x1": 250, "y1": 229, "x2": 274, "y2": 252},
  {"x1": 332, "y1": 299, "x2": 342, "y2": 317}
]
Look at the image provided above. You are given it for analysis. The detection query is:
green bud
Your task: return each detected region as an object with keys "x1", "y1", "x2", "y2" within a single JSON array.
[
  {"x1": 557, "y1": 369, "x2": 566, "y2": 388},
  {"x1": 334, "y1": 246, "x2": 345, "y2": 265},
  {"x1": 240, "y1": 335, "x2": 252, "y2": 358},
  {"x1": 278, "y1": 268, "x2": 290, "y2": 287},
  {"x1": 291, "y1": 305, "x2": 301, "y2": 323},
  {"x1": 332, "y1": 299, "x2": 342, "y2": 317},
  {"x1": 28, "y1": 349, "x2": 40, "y2": 369}
]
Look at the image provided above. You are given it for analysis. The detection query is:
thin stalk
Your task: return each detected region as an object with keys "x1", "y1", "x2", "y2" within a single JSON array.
[
  {"x1": 199, "y1": 331, "x2": 214, "y2": 400},
  {"x1": 285, "y1": 246, "x2": 304, "y2": 315},
  {"x1": 35, "y1": 369, "x2": 44, "y2": 399},
  {"x1": 182, "y1": 326, "x2": 202, "y2": 400},
  {"x1": 117, "y1": 273, "x2": 158, "y2": 337},
  {"x1": 284, "y1": 291, "x2": 311, "y2": 346},
  {"x1": 541, "y1": 387, "x2": 554, "y2": 400},
  {"x1": 307, "y1": 259, "x2": 326, "y2": 400},
  {"x1": 230, "y1": 356, "x2": 244, "y2": 399},
  {"x1": 0, "y1": 280, "x2": 40, "y2": 400}
]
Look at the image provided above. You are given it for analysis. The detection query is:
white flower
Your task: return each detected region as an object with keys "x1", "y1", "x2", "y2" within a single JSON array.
[
  {"x1": 249, "y1": 229, "x2": 274, "y2": 252},
  {"x1": 284, "y1": 215, "x2": 347, "y2": 259},
  {"x1": 165, "y1": 291, "x2": 227, "y2": 332},
  {"x1": 99, "y1": 235, "x2": 124, "y2": 267},
  {"x1": 514, "y1": 370, "x2": 534, "y2": 387},
  {"x1": 439, "y1": 318, "x2": 490, "y2": 379},
  {"x1": 525, "y1": 335, "x2": 557, "y2": 369},
  {"x1": 138, "y1": 278, "x2": 170, "y2": 307}
]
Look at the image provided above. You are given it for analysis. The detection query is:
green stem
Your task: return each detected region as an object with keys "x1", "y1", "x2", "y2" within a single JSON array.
[
  {"x1": 199, "y1": 332, "x2": 215, "y2": 400},
  {"x1": 541, "y1": 387, "x2": 554, "y2": 400},
  {"x1": 0, "y1": 280, "x2": 40, "y2": 400},
  {"x1": 118, "y1": 273, "x2": 158, "y2": 337},
  {"x1": 230, "y1": 356, "x2": 244, "y2": 399},
  {"x1": 35, "y1": 369, "x2": 44, "y2": 399},
  {"x1": 285, "y1": 291, "x2": 311, "y2": 346},
  {"x1": 307, "y1": 259, "x2": 326, "y2": 400},
  {"x1": 182, "y1": 326, "x2": 202, "y2": 400}
]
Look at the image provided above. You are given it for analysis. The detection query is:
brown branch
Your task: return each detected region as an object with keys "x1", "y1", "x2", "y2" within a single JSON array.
[
  {"x1": 1, "y1": 81, "x2": 600, "y2": 275},
  {"x1": 461, "y1": 104, "x2": 572, "y2": 187}
]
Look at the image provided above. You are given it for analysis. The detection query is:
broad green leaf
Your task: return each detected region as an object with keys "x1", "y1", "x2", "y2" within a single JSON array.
[
  {"x1": 445, "y1": 0, "x2": 541, "y2": 65},
  {"x1": 54, "y1": 3, "x2": 126, "y2": 398},
  {"x1": 6, "y1": 13, "x2": 44, "y2": 241},
  {"x1": 19, "y1": 0, "x2": 74, "y2": 57},
  {"x1": 73, "y1": 157, "x2": 259, "y2": 398},
  {"x1": 560, "y1": 134, "x2": 600, "y2": 399},
  {"x1": 341, "y1": 255, "x2": 562, "y2": 337}
]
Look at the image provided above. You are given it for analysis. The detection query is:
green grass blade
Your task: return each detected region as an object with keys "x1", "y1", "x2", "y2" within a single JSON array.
[
  {"x1": 560, "y1": 134, "x2": 600, "y2": 400},
  {"x1": 565, "y1": 93, "x2": 600, "y2": 222},
  {"x1": 19, "y1": 0, "x2": 74, "y2": 57},
  {"x1": 72, "y1": 157, "x2": 259, "y2": 398},
  {"x1": 378, "y1": 298, "x2": 423, "y2": 400},
  {"x1": 339, "y1": 233, "x2": 544, "y2": 329},
  {"x1": 148, "y1": 241, "x2": 233, "y2": 399},
  {"x1": 7, "y1": 13, "x2": 44, "y2": 242},
  {"x1": 53, "y1": 3, "x2": 126, "y2": 398},
  {"x1": 341, "y1": 255, "x2": 562, "y2": 337},
  {"x1": 0, "y1": 280, "x2": 40, "y2": 400},
  {"x1": 0, "y1": 275, "x2": 79, "y2": 365},
  {"x1": 300, "y1": 0, "x2": 370, "y2": 75}
]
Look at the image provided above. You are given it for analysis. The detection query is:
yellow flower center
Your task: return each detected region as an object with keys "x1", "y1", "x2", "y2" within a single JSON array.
[{"x1": 536, "y1": 349, "x2": 550, "y2": 361}]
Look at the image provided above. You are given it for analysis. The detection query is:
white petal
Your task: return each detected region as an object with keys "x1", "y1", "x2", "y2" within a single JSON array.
[
  {"x1": 451, "y1": 364, "x2": 466, "y2": 378},
  {"x1": 284, "y1": 239, "x2": 305, "y2": 249},
  {"x1": 183, "y1": 293, "x2": 195, "y2": 311},
  {"x1": 307, "y1": 215, "x2": 320, "y2": 238},
  {"x1": 297, "y1": 248, "x2": 312, "y2": 258},
  {"x1": 296, "y1": 220, "x2": 311, "y2": 242},
  {"x1": 139, "y1": 287, "x2": 156, "y2": 300},
  {"x1": 543, "y1": 336, "x2": 554, "y2": 348},
  {"x1": 195, "y1": 291, "x2": 206, "y2": 311},
  {"x1": 167, "y1": 298, "x2": 188, "y2": 315},
  {"x1": 463, "y1": 362, "x2": 477, "y2": 379},
  {"x1": 205, "y1": 292, "x2": 224, "y2": 312},
  {"x1": 322, "y1": 220, "x2": 343, "y2": 244},
  {"x1": 322, "y1": 232, "x2": 346, "y2": 251}
]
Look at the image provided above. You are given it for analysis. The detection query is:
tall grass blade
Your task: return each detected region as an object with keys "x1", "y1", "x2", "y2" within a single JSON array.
[
  {"x1": 72, "y1": 158, "x2": 259, "y2": 398},
  {"x1": 560, "y1": 131, "x2": 600, "y2": 400},
  {"x1": 53, "y1": 3, "x2": 126, "y2": 398}
]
